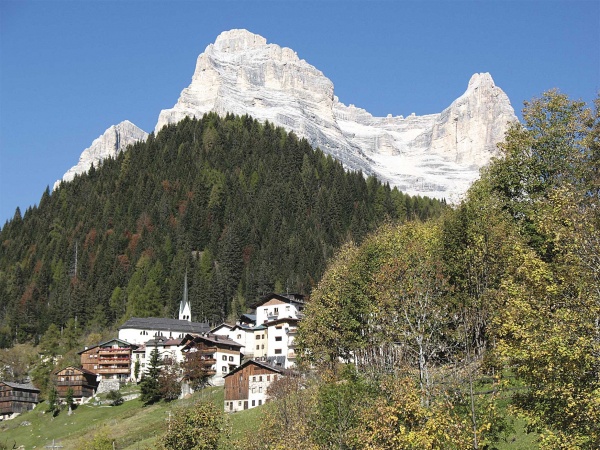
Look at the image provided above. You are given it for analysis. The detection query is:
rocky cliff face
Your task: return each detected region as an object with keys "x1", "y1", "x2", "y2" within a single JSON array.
[
  {"x1": 54, "y1": 121, "x2": 148, "y2": 189},
  {"x1": 61, "y1": 29, "x2": 516, "y2": 200}
]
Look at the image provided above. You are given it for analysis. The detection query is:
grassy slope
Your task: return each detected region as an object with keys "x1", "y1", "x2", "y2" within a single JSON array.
[
  {"x1": 0, "y1": 387, "x2": 262, "y2": 450},
  {"x1": 1, "y1": 385, "x2": 537, "y2": 449}
]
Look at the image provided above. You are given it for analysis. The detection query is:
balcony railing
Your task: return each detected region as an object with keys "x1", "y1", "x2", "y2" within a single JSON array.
[
  {"x1": 99, "y1": 348, "x2": 130, "y2": 353},
  {"x1": 97, "y1": 367, "x2": 130, "y2": 374}
]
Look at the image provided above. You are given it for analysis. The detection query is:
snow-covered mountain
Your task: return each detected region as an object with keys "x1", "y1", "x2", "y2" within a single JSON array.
[
  {"x1": 54, "y1": 120, "x2": 148, "y2": 190},
  {"x1": 59, "y1": 29, "x2": 517, "y2": 200}
]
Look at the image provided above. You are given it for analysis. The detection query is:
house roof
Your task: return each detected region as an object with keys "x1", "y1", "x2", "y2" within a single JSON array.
[
  {"x1": 180, "y1": 333, "x2": 243, "y2": 350},
  {"x1": 240, "y1": 313, "x2": 256, "y2": 323},
  {"x1": 250, "y1": 293, "x2": 305, "y2": 309},
  {"x1": 223, "y1": 359, "x2": 284, "y2": 378},
  {"x1": 0, "y1": 381, "x2": 40, "y2": 392},
  {"x1": 209, "y1": 323, "x2": 235, "y2": 334},
  {"x1": 77, "y1": 338, "x2": 137, "y2": 354},
  {"x1": 264, "y1": 317, "x2": 301, "y2": 327},
  {"x1": 54, "y1": 366, "x2": 98, "y2": 376},
  {"x1": 118, "y1": 317, "x2": 210, "y2": 334},
  {"x1": 144, "y1": 337, "x2": 184, "y2": 347}
]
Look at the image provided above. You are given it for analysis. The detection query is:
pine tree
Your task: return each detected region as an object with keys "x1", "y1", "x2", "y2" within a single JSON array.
[{"x1": 140, "y1": 347, "x2": 162, "y2": 405}]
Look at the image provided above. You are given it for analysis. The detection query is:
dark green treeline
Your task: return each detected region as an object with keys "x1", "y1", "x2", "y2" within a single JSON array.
[{"x1": 0, "y1": 113, "x2": 445, "y2": 345}]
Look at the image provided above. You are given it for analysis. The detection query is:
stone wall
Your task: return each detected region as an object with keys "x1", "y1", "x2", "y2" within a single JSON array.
[{"x1": 97, "y1": 379, "x2": 121, "y2": 394}]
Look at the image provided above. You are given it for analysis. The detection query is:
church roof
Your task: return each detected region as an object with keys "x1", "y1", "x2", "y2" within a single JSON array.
[{"x1": 118, "y1": 317, "x2": 210, "y2": 334}]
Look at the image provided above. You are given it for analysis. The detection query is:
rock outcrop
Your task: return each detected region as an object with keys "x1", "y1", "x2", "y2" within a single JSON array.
[{"x1": 55, "y1": 120, "x2": 148, "y2": 189}]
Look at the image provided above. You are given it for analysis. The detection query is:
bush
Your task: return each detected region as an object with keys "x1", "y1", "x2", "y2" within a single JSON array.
[
  {"x1": 106, "y1": 389, "x2": 123, "y2": 406},
  {"x1": 158, "y1": 401, "x2": 227, "y2": 450}
]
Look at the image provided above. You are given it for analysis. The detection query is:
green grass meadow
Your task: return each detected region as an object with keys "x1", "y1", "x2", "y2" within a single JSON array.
[{"x1": 0, "y1": 386, "x2": 262, "y2": 450}]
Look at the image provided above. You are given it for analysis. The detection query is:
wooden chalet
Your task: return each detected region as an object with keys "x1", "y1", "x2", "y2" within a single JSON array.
[
  {"x1": 79, "y1": 338, "x2": 137, "y2": 381},
  {"x1": 0, "y1": 381, "x2": 40, "y2": 420},
  {"x1": 223, "y1": 359, "x2": 283, "y2": 412},
  {"x1": 54, "y1": 366, "x2": 99, "y2": 401}
]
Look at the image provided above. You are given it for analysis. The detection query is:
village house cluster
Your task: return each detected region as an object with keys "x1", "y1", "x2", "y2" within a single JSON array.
[{"x1": 1, "y1": 281, "x2": 305, "y2": 420}]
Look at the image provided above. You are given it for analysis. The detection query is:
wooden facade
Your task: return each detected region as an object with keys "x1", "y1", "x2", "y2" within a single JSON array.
[
  {"x1": 0, "y1": 381, "x2": 40, "y2": 419},
  {"x1": 223, "y1": 360, "x2": 282, "y2": 412},
  {"x1": 79, "y1": 339, "x2": 136, "y2": 381},
  {"x1": 54, "y1": 366, "x2": 99, "y2": 400}
]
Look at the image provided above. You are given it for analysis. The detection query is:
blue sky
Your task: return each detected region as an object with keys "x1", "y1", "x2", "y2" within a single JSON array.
[{"x1": 1, "y1": 0, "x2": 598, "y2": 226}]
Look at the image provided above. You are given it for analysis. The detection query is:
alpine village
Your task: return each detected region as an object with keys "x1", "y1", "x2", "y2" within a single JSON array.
[{"x1": 1, "y1": 31, "x2": 599, "y2": 450}]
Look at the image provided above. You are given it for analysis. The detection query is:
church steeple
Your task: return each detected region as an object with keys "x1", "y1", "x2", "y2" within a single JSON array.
[{"x1": 179, "y1": 271, "x2": 191, "y2": 322}]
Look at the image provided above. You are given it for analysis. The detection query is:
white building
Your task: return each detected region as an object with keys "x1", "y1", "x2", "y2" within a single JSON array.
[
  {"x1": 264, "y1": 318, "x2": 299, "y2": 369},
  {"x1": 254, "y1": 293, "x2": 305, "y2": 325},
  {"x1": 180, "y1": 334, "x2": 243, "y2": 386},
  {"x1": 118, "y1": 317, "x2": 210, "y2": 345},
  {"x1": 253, "y1": 293, "x2": 304, "y2": 368}
]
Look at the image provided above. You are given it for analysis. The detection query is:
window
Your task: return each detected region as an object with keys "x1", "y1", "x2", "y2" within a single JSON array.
[
  {"x1": 267, "y1": 375, "x2": 270, "y2": 381},
  {"x1": 274, "y1": 349, "x2": 282, "y2": 355},
  {"x1": 261, "y1": 344, "x2": 264, "y2": 349},
  {"x1": 259, "y1": 376, "x2": 262, "y2": 382},
  {"x1": 259, "y1": 386, "x2": 262, "y2": 393},
  {"x1": 252, "y1": 376, "x2": 256, "y2": 382},
  {"x1": 276, "y1": 325, "x2": 283, "y2": 330},
  {"x1": 258, "y1": 400, "x2": 262, "y2": 405},
  {"x1": 256, "y1": 345, "x2": 260, "y2": 350},
  {"x1": 252, "y1": 400, "x2": 255, "y2": 406},
  {"x1": 256, "y1": 335, "x2": 261, "y2": 340},
  {"x1": 237, "y1": 334, "x2": 241, "y2": 339},
  {"x1": 228, "y1": 356, "x2": 234, "y2": 362},
  {"x1": 238, "y1": 401, "x2": 242, "y2": 406},
  {"x1": 274, "y1": 307, "x2": 279, "y2": 314},
  {"x1": 275, "y1": 336, "x2": 282, "y2": 341},
  {"x1": 222, "y1": 355, "x2": 227, "y2": 361},
  {"x1": 222, "y1": 366, "x2": 228, "y2": 373}
]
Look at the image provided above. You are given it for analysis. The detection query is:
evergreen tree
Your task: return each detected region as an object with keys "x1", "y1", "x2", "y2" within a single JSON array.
[{"x1": 140, "y1": 347, "x2": 162, "y2": 405}]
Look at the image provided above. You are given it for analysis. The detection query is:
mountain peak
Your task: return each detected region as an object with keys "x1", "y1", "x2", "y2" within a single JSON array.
[
  {"x1": 54, "y1": 120, "x2": 147, "y2": 190},
  {"x1": 213, "y1": 29, "x2": 267, "y2": 52},
  {"x1": 60, "y1": 32, "x2": 516, "y2": 201},
  {"x1": 468, "y1": 72, "x2": 495, "y2": 88}
]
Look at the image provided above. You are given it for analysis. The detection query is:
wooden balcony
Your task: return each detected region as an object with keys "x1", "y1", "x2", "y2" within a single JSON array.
[
  {"x1": 99, "y1": 348, "x2": 130, "y2": 354},
  {"x1": 197, "y1": 347, "x2": 217, "y2": 354},
  {"x1": 199, "y1": 357, "x2": 216, "y2": 364},
  {"x1": 97, "y1": 367, "x2": 130, "y2": 374},
  {"x1": 99, "y1": 356, "x2": 130, "y2": 362}
]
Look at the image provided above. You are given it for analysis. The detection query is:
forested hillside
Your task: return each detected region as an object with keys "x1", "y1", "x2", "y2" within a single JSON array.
[{"x1": 0, "y1": 113, "x2": 445, "y2": 346}]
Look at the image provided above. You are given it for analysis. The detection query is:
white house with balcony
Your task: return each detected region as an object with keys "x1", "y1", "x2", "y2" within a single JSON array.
[
  {"x1": 180, "y1": 334, "x2": 243, "y2": 386},
  {"x1": 254, "y1": 293, "x2": 305, "y2": 324}
]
